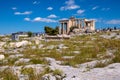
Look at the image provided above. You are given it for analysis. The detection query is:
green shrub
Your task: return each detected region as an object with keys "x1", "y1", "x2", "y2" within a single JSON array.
[
  {"x1": 27, "y1": 31, "x2": 33, "y2": 37},
  {"x1": 44, "y1": 26, "x2": 59, "y2": 35}
]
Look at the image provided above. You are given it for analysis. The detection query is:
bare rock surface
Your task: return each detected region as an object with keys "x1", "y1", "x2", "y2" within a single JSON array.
[
  {"x1": 72, "y1": 51, "x2": 80, "y2": 54},
  {"x1": 0, "y1": 54, "x2": 5, "y2": 60},
  {"x1": 0, "y1": 42, "x2": 6, "y2": 48},
  {"x1": 38, "y1": 44, "x2": 44, "y2": 49},
  {"x1": 43, "y1": 57, "x2": 120, "y2": 80},
  {"x1": 15, "y1": 58, "x2": 30, "y2": 64},
  {"x1": 57, "y1": 44, "x2": 68, "y2": 49},
  {"x1": 9, "y1": 54, "x2": 23, "y2": 58},
  {"x1": 15, "y1": 41, "x2": 29, "y2": 48},
  {"x1": 46, "y1": 45, "x2": 55, "y2": 50},
  {"x1": 62, "y1": 56, "x2": 74, "y2": 59},
  {"x1": 100, "y1": 32, "x2": 120, "y2": 39}
]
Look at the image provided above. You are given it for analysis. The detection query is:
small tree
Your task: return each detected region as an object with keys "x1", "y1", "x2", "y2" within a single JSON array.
[
  {"x1": 44, "y1": 26, "x2": 53, "y2": 35},
  {"x1": 27, "y1": 31, "x2": 33, "y2": 37},
  {"x1": 53, "y1": 26, "x2": 59, "y2": 35},
  {"x1": 44, "y1": 26, "x2": 59, "y2": 35}
]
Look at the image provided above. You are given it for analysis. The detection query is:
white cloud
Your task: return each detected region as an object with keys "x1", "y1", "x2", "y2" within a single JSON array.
[
  {"x1": 92, "y1": 6, "x2": 99, "y2": 10},
  {"x1": 33, "y1": 1, "x2": 40, "y2": 5},
  {"x1": 77, "y1": 9, "x2": 85, "y2": 14},
  {"x1": 47, "y1": 7, "x2": 53, "y2": 10},
  {"x1": 24, "y1": 18, "x2": 31, "y2": 21},
  {"x1": 60, "y1": 0, "x2": 80, "y2": 10},
  {"x1": 106, "y1": 19, "x2": 120, "y2": 24},
  {"x1": 14, "y1": 11, "x2": 32, "y2": 15},
  {"x1": 33, "y1": 17, "x2": 41, "y2": 21},
  {"x1": 12, "y1": 7, "x2": 17, "y2": 10},
  {"x1": 33, "y1": 17, "x2": 57, "y2": 23},
  {"x1": 48, "y1": 14, "x2": 57, "y2": 18}
]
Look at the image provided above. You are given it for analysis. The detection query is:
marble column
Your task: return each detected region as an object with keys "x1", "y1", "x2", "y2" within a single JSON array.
[
  {"x1": 62, "y1": 23, "x2": 65, "y2": 34},
  {"x1": 65, "y1": 23, "x2": 67, "y2": 34},
  {"x1": 59, "y1": 24, "x2": 61, "y2": 34},
  {"x1": 84, "y1": 19, "x2": 86, "y2": 29},
  {"x1": 78, "y1": 19, "x2": 80, "y2": 28}
]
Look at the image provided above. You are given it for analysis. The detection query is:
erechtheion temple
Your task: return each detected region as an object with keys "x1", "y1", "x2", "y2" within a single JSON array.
[{"x1": 59, "y1": 17, "x2": 95, "y2": 34}]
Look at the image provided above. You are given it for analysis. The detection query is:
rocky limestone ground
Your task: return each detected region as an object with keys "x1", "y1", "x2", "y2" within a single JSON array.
[
  {"x1": 0, "y1": 30, "x2": 120, "y2": 80},
  {"x1": 42, "y1": 58, "x2": 120, "y2": 80}
]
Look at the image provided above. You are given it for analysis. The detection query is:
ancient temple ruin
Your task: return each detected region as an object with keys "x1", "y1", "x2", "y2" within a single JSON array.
[{"x1": 59, "y1": 17, "x2": 95, "y2": 34}]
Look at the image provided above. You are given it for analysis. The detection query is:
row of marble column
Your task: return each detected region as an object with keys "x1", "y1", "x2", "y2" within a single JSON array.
[
  {"x1": 59, "y1": 19, "x2": 94, "y2": 34},
  {"x1": 73, "y1": 19, "x2": 85, "y2": 29},
  {"x1": 59, "y1": 23, "x2": 68, "y2": 34}
]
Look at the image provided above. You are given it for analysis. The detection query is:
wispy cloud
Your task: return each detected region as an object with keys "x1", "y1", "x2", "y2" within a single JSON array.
[
  {"x1": 24, "y1": 18, "x2": 31, "y2": 21},
  {"x1": 14, "y1": 11, "x2": 32, "y2": 15},
  {"x1": 12, "y1": 7, "x2": 17, "y2": 10},
  {"x1": 89, "y1": 18, "x2": 97, "y2": 21},
  {"x1": 48, "y1": 14, "x2": 57, "y2": 18},
  {"x1": 106, "y1": 19, "x2": 120, "y2": 24},
  {"x1": 59, "y1": 18, "x2": 68, "y2": 20},
  {"x1": 88, "y1": 18, "x2": 101, "y2": 22},
  {"x1": 33, "y1": 17, "x2": 57, "y2": 23},
  {"x1": 60, "y1": 0, "x2": 80, "y2": 11},
  {"x1": 92, "y1": 6, "x2": 99, "y2": 10},
  {"x1": 101, "y1": 8, "x2": 110, "y2": 11},
  {"x1": 88, "y1": 18, "x2": 104, "y2": 23},
  {"x1": 33, "y1": 1, "x2": 40, "y2": 5},
  {"x1": 77, "y1": 9, "x2": 85, "y2": 14},
  {"x1": 47, "y1": 7, "x2": 53, "y2": 10}
]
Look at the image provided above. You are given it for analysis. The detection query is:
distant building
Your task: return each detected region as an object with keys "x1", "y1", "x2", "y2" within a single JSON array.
[
  {"x1": 59, "y1": 17, "x2": 95, "y2": 34},
  {"x1": 32, "y1": 32, "x2": 42, "y2": 37},
  {"x1": 16, "y1": 32, "x2": 28, "y2": 37},
  {"x1": 11, "y1": 32, "x2": 28, "y2": 41},
  {"x1": 11, "y1": 33, "x2": 19, "y2": 41}
]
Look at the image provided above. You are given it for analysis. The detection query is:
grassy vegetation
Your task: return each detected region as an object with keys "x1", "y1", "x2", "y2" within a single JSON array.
[
  {"x1": 0, "y1": 31, "x2": 120, "y2": 79},
  {"x1": 7, "y1": 58, "x2": 18, "y2": 66},
  {"x1": 112, "y1": 51, "x2": 120, "y2": 63},
  {"x1": 18, "y1": 31, "x2": 120, "y2": 67},
  {"x1": 94, "y1": 61, "x2": 112, "y2": 68},
  {"x1": 53, "y1": 69, "x2": 63, "y2": 76},
  {"x1": 30, "y1": 58, "x2": 48, "y2": 64},
  {"x1": 39, "y1": 67, "x2": 53, "y2": 77},
  {"x1": 0, "y1": 68, "x2": 18, "y2": 80},
  {"x1": 0, "y1": 31, "x2": 120, "y2": 74},
  {"x1": 21, "y1": 67, "x2": 36, "y2": 80}
]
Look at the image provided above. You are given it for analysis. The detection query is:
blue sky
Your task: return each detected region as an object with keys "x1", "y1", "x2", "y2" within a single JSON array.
[{"x1": 0, "y1": 0, "x2": 120, "y2": 34}]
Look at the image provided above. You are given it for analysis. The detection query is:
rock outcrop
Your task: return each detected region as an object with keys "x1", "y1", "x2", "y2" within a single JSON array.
[{"x1": 0, "y1": 54, "x2": 5, "y2": 60}]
